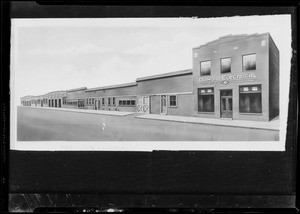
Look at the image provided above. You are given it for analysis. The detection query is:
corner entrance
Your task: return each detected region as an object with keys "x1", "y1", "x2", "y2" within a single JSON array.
[{"x1": 220, "y1": 89, "x2": 233, "y2": 118}]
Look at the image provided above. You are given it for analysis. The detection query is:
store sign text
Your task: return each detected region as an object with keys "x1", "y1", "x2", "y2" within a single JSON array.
[{"x1": 199, "y1": 73, "x2": 257, "y2": 84}]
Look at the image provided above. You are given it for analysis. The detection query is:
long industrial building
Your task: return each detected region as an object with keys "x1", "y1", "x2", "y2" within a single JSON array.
[{"x1": 20, "y1": 33, "x2": 279, "y2": 121}]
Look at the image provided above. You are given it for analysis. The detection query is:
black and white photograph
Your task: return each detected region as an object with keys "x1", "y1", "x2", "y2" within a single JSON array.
[
  {"x1": 10, "y1": 15, "x2": 291, "y2": 151},
  {"x1": 4, "y1": 3, "x2": 297, "y2": 213}
]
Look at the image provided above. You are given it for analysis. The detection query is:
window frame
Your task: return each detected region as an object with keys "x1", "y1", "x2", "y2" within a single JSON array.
[
  {"x1": 200, "y1": 60, "x2": 211, "y2": 76},
  {"x1": 198, "y1": 87, "x2": 215, "y2": 113},
  {"x1": 220, "y1": 57, "x2": 231, "y2": 74},
  {"x1": 242, "y1": 53, "x2": 256, "y2": 71},
  {"x1": 239, "y1": 84, "x2": 262, "y2": 114},
  {"x1": 169, "y1": 94, "x2": 178, "y2": 108},
  {"x1": 118, "y1": 99, "x2": 136, "y2": 107}
]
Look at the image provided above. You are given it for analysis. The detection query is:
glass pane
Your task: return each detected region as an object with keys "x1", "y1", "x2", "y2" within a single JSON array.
[
  {"x1": 200, "y1": 61, "x2": 211, "y2": 75},
  {"x1": 221, "y1": 98, "x2": 226, "y2": 110},
  {"x1": 221, "y1": 58, "x2": 231, "y2": 73},
  {"x1": 198, "y1": 95, "x2": 214, "y2": 112},
  {"x1": 239, "y1": 94, "x2": 250, "y2": 113},
  {"x1": 228, "y1": 98, "x2": 232, "y2": 110},
  {"x1": 250, "y1": 93, "x2": 262, "y2": 113},
  {"x1": 243, "y1": 54, "x2": 256, "y2": 70}
]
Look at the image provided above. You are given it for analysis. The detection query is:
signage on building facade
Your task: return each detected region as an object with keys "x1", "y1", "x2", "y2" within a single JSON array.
[{"x1": 199, "y1": 73, "x2": 257, "y2": 85}]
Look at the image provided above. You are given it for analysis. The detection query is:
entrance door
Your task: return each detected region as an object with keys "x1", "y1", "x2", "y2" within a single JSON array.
[
  {"x1": 160, "y1": 95, "x2": 167, "y2": 114},
  {"x1": 98, "y1": 100, "x2": 101, "y2": 110},
  {"x1": 220, "y1": 90, "x2": 233, "y2": 118},
  {"x1": 143, "y1": 96, "x2": 149, "y2": 113},
  {"x1": 137, "y1": 96, "x2": 150, "y2": 113}
]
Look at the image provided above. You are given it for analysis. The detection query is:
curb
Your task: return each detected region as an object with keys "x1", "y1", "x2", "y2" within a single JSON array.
[{"x1": 135, "y1": 116, "x2": 280, "y2": 131}]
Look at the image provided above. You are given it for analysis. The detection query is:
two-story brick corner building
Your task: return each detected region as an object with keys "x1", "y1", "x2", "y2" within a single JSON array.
[
  {"x1": 192, "y1": 33, "x2": 279, "y2": 121},
  {"x1": 20, "y1": 33, "x2": 279, "y2": 122}
]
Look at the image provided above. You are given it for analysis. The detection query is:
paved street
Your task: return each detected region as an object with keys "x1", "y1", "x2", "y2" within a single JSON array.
[{"x1": 17, "y1": 107, "x2": 279, "y2": 141}]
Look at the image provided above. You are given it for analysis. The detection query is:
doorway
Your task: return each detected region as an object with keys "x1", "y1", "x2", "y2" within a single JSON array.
[
  {"x1": 160, "y1": 95, "x2": 167, "y2": 114},
  {"x1": 220, "y1": 90, "x2": 233, "y2": 118},
  {"x1": 98, "y1": 100, "x2": 101, "y2": 110},
  {"x1": 137, "y1": 96, "x2": 150, "y2": 113}
]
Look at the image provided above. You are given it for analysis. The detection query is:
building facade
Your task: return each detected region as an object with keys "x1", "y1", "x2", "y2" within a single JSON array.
[
  {"x1": 20, "y1": 33, "x2": 279, "y2": 121},
  {"x1": 192, "y1": 33, "x2": 279, "y2": 121}
]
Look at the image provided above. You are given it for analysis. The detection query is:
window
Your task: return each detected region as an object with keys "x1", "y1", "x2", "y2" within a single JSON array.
[
  {"x1": 221, "y1": 58, "x2": 231, "y2": 73},
  {"x1": 63, "y1": 97, "x2": 66, "y2": 105},
  {"x1": 239, "y1": 85, "x2": 262, "y2": 113},
  {"x1": 78, "y1": 99, "x2": 85, "y2": 108},
  {"x1": 198, "y1": 88, "x2": 214, "y2": 112},
  {"x1": 112, "y1": 97, "x2": 115, "y2": 106},
  {"x1": 243, "y1": 54, "x2": 256, "y2": 71},
  {"x1": 102, "y1": 98, "x2": 105, "y2": 105},
  {"x1": 200, "y1": 60, "x2": 211, "y2": 76},
  {"x1": 169, "y1": 95, "x2": 177, "y2": 107},
  {"x1": 119, "y1": 99, "x2": 136, "y2": 106},
  {"x1": 92, "y1": 98, "x2": 94, "y2": 105},
  {"x1": 108, "y1": 97, "x2": 111, "y2": 106}
]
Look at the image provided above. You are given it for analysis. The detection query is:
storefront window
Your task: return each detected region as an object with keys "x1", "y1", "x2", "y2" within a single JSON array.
[
  {"x1": 243, "y1": 54, "x2": 256, "y2": 71},
  {"x1": 198, "y1": 88, "x2": 214, "y2": 112},
  {"x1": 169, "y1": 95, "x2": 177, "y2": 107},
  {"x1": 221, "y1": 58, "x2": 231, "y2": 73},
  {"x1": 239, "y1": 85, "x2": 262, "y2": 113},
  {"x1": 200, "y1": 60, "x2": 211, "y2": 76}
]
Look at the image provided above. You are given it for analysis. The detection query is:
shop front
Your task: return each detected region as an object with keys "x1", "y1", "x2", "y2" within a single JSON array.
[{"x1": 194, "y1": 72, "x2": 267, "y2": 121}]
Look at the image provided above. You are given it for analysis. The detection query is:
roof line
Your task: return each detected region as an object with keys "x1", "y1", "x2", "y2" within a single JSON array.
[
  {"x1": 136, "y1": 69, "x2": 192, "y2": 82},
  {"x1": 193, "y1": 32, "x2": 269, "y2": 50},
  {"x1": 66, "y1": 87, "x2": 87, "y2": 92},
  {"x1": 86, "y1": 82, "x2": 137, "y2": 92}
]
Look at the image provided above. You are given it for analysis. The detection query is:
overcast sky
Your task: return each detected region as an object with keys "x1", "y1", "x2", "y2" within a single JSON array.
[{"x1": 11, "y1": 15, "x2": 291, "y2": 103}]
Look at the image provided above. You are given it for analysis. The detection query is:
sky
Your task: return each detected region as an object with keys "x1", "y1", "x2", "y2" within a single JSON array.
[{"x1": 11, "y1": 15, "x2": 291, "y2": 104}]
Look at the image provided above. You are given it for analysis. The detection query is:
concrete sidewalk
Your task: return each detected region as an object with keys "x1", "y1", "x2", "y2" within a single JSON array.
[
  {"x1": 136, "y1": 114, "x2": 280, "y2": 131},
  {"x1": 19, "y1": 106, "x2": 136, "y2": 116}
]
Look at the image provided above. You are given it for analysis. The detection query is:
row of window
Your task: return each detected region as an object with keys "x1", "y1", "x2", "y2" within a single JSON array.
[
  {"x1": 198, "y1": 84, "x2": 262, "y2": 114},
  {"x1": 22, "y1": 98, "x2": 63, "y2": 106},
  {"x1": 119, "y1": 99, "x2": 136, "y2": 106},
  {"x1": 85, "y1": 97, "x2": 135, "y2": 107},
  {"x1": 200, "y1": 53, "x2": 256, "y2": 76}
]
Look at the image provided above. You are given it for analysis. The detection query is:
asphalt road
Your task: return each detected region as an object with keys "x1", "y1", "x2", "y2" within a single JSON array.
[{"x1": 17, "y1": 107, "x2": 279, "y2": 141}]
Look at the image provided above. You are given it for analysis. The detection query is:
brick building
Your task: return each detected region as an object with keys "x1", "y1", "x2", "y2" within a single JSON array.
[{"x1": 20, "y1": 33, "x2": 279, "y2": 121}]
